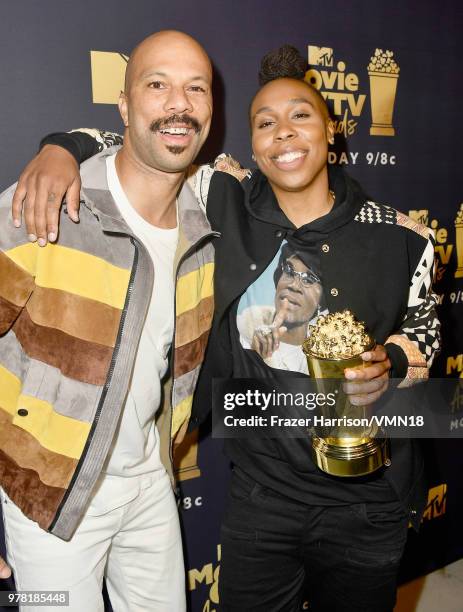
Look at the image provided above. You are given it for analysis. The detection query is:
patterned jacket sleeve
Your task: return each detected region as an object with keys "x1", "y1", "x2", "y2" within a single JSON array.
[
  {"x1": 385, "y1": 227, "x2": 441, "y2": 386},
  {"x1": 40, "y1": 129, "x2": 123, "y2": 164}
]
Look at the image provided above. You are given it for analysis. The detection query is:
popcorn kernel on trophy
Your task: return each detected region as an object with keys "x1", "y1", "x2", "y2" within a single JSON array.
[
  {"x1": 302, "y1": 310, "x2": 389, "y2": 477},
  {"x1": 368, "y1": 49, "x2": 400, "y2": 136}
]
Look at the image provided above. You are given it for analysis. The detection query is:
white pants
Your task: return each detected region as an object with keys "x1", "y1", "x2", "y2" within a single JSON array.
[{"x1": 1, "y1": 470, "x2": 185, "y2": 612}]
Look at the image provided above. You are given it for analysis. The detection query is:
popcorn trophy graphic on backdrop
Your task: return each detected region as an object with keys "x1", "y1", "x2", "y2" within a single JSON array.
[{"x1": 368, "y1": 49, "x2": 400, "y2": 136}]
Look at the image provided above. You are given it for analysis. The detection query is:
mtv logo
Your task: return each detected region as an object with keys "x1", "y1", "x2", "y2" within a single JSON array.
[
  {"x1": 308, "y1": 46, "x2": 334, "y2": 67},
  {"x1": 90, "y1": 51, "x2": 129, "y2": 104},
  {"x1": 408, "y1": 209, "x2": 429, "y2": 226},
  {"x1": 422, "y1": 483, "x2": 447, "y2": 521}
]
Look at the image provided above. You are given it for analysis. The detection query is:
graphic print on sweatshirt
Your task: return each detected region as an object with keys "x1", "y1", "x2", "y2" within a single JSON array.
[{"x1": 237, "y1": 240, "x2": 328, "y2": 374}]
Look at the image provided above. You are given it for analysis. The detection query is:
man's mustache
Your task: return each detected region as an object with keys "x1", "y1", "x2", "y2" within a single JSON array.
[{"x1": 150, "y1": 114, "x2": 201, "y2": 134}]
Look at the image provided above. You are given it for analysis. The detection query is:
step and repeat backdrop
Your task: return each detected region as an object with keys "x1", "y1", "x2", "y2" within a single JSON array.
[{"x1": 0, "y1": 1, "x2": 462, "y2": 610}]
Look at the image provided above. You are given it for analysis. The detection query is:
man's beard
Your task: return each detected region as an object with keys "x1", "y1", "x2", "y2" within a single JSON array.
[
  {"x1": 166, "y1": 145, "x2": 187, "y2": 155},
  {"x1": 150, "y1": 113, "x2": 201, "y2": 155}
]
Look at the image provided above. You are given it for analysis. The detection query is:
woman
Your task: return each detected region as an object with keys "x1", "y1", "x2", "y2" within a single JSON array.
[{"x1": 11, "y1": 46, "x2": 439, "y2": 612}]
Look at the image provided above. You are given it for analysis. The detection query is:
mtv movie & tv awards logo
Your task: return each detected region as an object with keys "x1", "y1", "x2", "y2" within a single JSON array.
[{"x1": 305, "y1": 45, "x2": 400, "y2": 139}]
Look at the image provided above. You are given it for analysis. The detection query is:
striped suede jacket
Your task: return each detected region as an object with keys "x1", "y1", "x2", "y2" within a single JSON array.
[{"x1": 0, "y1": 147, "x2": 215, "y2": 540}]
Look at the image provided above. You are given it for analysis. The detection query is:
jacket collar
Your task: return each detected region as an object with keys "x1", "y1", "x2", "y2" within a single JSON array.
[{"x1": 79, "y1": 146, "x2": 213, "y2": 245}]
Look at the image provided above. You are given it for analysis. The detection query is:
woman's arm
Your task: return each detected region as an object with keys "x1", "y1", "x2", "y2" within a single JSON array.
[{"x1": 12, "y1": 129, "x2": 123, "y2": 245}]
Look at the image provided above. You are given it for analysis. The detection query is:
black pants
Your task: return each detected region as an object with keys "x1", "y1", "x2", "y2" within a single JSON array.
[{"x1": 219, "y1": 468, "x2": 409, "y2": 612}]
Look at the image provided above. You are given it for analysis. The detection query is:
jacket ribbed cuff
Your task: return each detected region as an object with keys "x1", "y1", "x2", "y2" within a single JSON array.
[
  {"x1": 385, "y1": 341, "x2": 409, "y2": 379},
  {"x1": 39, "y1": 132, "x2": 84, "y2": 164}
]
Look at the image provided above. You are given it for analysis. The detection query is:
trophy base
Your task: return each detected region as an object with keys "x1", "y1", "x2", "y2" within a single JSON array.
[
  {"x1": 370, "y1": 125, "x2": 395, "y2": 136},
  {"x1": 455, "y1": 268, "x2": 463, "y2": 278},
  {"x1": 311, "y1": 436, "x2": 390, "y2": 477}
]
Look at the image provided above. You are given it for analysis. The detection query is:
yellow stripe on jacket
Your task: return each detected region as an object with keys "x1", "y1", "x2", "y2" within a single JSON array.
[
  {"x1": 176, "y1": 262, "x2": 214, "y2": 317},
  {"x1": 0, "y1": 364, "x2": 21, "y2": 413},
  {"x1": 0, "y1": 365, "x2": 91, "y2": 459},
  {"x1": 172, "y1": 394, "x2": 193, "y2": 437},
  {"x1": 6, "y1": 243, "x2": 130, "y2": 310}
]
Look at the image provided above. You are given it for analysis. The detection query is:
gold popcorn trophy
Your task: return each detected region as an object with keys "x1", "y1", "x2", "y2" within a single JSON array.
[
  {"x1": 368, "y1": 49, "x2": 400, "y2": 136},
  {"x1": 302, "y1": 311, "x2": 389, "y2": 477}
]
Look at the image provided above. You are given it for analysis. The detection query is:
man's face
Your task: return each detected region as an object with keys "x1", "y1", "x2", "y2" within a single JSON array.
[
  {"x1": 250, "y1": 78, "x2": 333, "y2": 193},
  {"x1": 275, "y1": 255, "x2": 322, "y2": 327},
  {"x1": 120, "y1": 35, "x2": 213, "y2": 173}
]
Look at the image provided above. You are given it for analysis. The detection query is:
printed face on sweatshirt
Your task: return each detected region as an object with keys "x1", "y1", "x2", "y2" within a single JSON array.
[
  {"x1": 237, "y1": 241, "x2": 328, "y2": 373},
  {"x1": 275, "y1": 254, "x2": 322, "y2": 326}
]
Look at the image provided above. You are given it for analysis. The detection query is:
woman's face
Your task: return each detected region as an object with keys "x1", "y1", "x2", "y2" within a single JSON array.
[
  {"x1": 250, "y1": 78, "x2": 333, "y2": 194},
  {"x1": 275, "y1": 255, "x2": 322, "y2": 327}
]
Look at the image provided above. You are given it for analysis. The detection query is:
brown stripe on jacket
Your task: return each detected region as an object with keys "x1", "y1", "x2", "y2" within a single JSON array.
[
  {"x1": 0, "y1": 295, "x2": 22, "y2": 334},
  {"x1": 0, "y1": 448, "x2": 65, "y2": 531},
  {"x1": 13, "y1": 309, "x2": 113, "y2": 386},
  {"x1": 0, "y1": 251, "x2": 35, "y2": 307},
  {"x1": 175, "y1": 295, "x2": 214, "y2": 348},
  {"x1": 26, "y1": 286, "x2": 121, "y2": 347},
  {"x1": 174, "y1": 329, "x2": 210, "y2": 378},
  {"x1": 0, "y1": 408, "x2": 78, "y2": 489}
]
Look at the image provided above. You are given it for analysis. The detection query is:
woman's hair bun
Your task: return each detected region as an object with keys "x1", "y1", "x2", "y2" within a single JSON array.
[{"x1": 258, "y1": 44, "x2": 307, "y2": 86}]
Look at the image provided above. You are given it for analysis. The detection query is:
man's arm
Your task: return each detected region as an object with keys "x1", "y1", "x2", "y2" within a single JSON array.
[{"x1": 12, "y1": 129, "x2": 122, "y2": 245}]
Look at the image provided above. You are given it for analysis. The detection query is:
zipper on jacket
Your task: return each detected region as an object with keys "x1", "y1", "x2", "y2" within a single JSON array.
[{"x1": 49, "y1": 238, "x2": 139, "y2": 531}]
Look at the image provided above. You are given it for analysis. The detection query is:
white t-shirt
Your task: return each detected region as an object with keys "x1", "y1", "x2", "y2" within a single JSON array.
[{"x1": 103, "y1": 153, "x2": 178, "y2": 477}]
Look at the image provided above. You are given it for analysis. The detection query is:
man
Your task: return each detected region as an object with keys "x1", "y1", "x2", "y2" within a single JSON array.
[{"x1": 0, "y1": 30, "x2": 215, "y2": 611}]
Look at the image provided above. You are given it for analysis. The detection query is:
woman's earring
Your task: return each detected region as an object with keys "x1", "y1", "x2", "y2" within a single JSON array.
[{"x1": 251, "y1": 153, "x2": 256, "y2": 162}]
